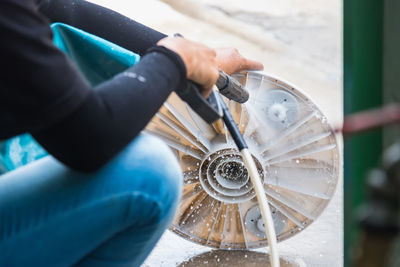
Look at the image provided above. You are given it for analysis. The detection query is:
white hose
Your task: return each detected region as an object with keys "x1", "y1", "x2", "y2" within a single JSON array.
[{"x1": 241, "y1": 148, "x2": 279, "y2": 267}]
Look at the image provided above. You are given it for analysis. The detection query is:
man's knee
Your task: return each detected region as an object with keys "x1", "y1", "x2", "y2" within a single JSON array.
[{"x1": 100, "y1": 134, "x2": 183, "y2": 219}]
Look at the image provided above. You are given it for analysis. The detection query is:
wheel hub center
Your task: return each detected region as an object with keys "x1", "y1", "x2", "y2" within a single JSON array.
[
  {"x1": 217, "y1": 160, "x2": 249, "y2": 189},
  {"x1": 199, "y1": 148, "x2": 264, "y2": 203},
  {"x1": 220, "y1": 161, "x2": 247, "y2": 180}
]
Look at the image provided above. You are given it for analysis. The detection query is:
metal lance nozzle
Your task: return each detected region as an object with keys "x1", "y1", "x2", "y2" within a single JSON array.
[{"x1": 216, "y1": 70, "x2": 249, "y2": 103}]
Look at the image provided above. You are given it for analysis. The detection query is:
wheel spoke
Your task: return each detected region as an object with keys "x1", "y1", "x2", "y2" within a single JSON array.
[
  {"x1": 165, "y1": 102, "x2": 211, "y2": 150},
  {"x1": 144, "y1": 130, "x2": 204, "y2": 160},
  {"x1": 260, "y1": 111, "x2": 317, "y2": 152},
  {"x1": 264, "y1": 186, "x2": 316, "y2": 219},
  {"x1": 267, "y1": 198, "x2": 305, "y2": 229},
  {"x1": 268, "y1": 143, "x2": 336, "y2": 165},
  {"x1": 157, "y1": 112, "x2": 207, "y2": 152},
  {"x1": 263, "y1": 131, "x2": 331, "y2": 161},
  {"x1": 265, "y1": 165, "x2": 333, "y2": 199}
]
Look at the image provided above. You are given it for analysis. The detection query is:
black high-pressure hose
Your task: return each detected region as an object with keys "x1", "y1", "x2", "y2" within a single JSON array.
[{"x1": 215, "y1": 93, "x2": 247, "y2": 150}]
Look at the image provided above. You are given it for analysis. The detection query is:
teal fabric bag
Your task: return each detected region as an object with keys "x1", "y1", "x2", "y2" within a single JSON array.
[
  {"x1": 52, "y1": 23, "x2": 140, "y2": 86},
  {"x1": 0, "y1": 23, "x2": 140, "y2": 173}
]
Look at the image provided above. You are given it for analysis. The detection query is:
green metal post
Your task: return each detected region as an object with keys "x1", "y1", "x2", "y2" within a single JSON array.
[{"x1": 343, "y1": 0, "x2": 383, "y2": 266}]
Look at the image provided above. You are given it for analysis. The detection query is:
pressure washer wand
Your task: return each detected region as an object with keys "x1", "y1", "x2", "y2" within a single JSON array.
[{"x1": 215, "y1": 93, "x2": 280, "y2": 267}]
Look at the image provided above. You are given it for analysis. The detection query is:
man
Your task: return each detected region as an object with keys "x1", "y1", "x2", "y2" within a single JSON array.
[{"x1": 0, "y1": 0, "x2": 263, "y2": 266}]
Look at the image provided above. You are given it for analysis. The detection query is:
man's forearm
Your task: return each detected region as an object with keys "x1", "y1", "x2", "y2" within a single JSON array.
[
  {"x1": 38, "y1": 0, "x2": 167, "y2": 55},
  {"x1": 32, "y1": 48, "x2": 186, "y2": 172}
]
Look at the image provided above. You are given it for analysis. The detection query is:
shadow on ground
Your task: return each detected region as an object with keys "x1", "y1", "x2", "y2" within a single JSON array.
[{"x1": 177, "y1": 250, "x2": 298, "y2": 267}]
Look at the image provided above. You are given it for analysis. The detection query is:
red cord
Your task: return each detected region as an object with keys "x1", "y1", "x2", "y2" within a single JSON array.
[{"x1": 337, "y1": 104, "x2": 400, "y2": 136}]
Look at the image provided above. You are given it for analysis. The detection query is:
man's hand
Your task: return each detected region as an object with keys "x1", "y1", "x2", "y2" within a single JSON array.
[
  {"x1": 157, "y1": 37, "x2": 263, "y2": 98},
  {"x1": 158, "y1": 37, "x2": 219, "y2": 97},
  {"x1": 216, "y1": 48, "x2": 264, "y2": 75}
]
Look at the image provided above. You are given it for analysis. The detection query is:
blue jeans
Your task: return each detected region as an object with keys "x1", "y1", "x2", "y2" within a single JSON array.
[{"x1": 0, "y1": 134, "x2": 182, "y2": 267}]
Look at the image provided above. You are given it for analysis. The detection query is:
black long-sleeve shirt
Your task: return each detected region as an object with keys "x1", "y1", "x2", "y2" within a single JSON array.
[{"x1": 0, "y1": 0, "x2": 187, "y2": 171}]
